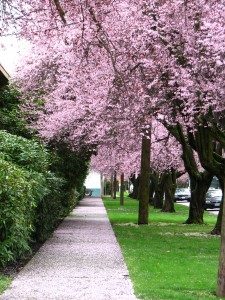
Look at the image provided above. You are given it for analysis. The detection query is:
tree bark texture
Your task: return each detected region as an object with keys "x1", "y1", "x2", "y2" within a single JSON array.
[
  {"x1": 113, "y1": 171, "x2": 117, "y2": 199},
  {"x1": 154, "y1": 173, "x2": 164, "y2": 209},
  {"x1": 110, "y1": 174, "x2": 113, "y2": 198},
  {"x1": 185, "y1": 172, "x2": 212, "y2": 224},
  {"x1": 120, "y1": 173, "x2": 124, "y2": 205},
  {"x1": 161, "y1": 170, "x2": 176, "y2": 213},
  {"x1": 217, "y1": 179, "x2": 225, "y2": 297},
  {"x1": 170, "y1": 123, "x2": 213, "y2": 224},
  {"x1": 138, "y1": 136, "x2": 151, "y2": 225}
]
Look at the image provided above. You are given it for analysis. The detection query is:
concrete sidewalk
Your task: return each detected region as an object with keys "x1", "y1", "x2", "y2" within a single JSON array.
[{"x1": 0, "y1": 197, "x2": 137, "y2": 300}]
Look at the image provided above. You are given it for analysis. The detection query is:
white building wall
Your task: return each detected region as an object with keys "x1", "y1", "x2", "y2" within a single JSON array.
[{"x1": 84, "y1": 170, "x2": 101, "y2": 196}]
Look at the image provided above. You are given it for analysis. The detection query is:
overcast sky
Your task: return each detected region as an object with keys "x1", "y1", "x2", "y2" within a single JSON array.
[{"x1": 0, "y1": 36, "x2": 31, "y2": 75}]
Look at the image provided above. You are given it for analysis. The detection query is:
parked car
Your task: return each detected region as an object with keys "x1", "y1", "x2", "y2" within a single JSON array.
[
  {"x1": 204, "y1": 188, "x2": 223, "y2": 210},
  {"x1": 174, "y1": 188, "x2": 191, "y2": 202}
]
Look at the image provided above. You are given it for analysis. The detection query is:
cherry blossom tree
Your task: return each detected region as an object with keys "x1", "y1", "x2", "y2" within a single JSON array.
[{"x1": 2, "y1": 0, "x2": 225, "y2": 294}]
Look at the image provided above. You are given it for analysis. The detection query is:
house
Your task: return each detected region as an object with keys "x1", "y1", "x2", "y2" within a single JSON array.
[{"x1": 0, "y1": 64, "x2": 10, "y2": 87}]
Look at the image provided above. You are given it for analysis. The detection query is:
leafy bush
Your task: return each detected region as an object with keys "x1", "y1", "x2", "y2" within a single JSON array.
[
  {"x1": 33, "y1": 172, "x2": 65, "y2": 242},
  {"x1": 0, "y1": 157, "x2": 47, "y2": 266},
  {"x1": 0, "y1": 86, "x2": 30, "y2": 138},
  {"x1": 0, "y1": 86, "x2": 90, "y2": 265},
  {"x1": 0, "y1": 131, "x2": 49, "y2": 173},
  {"x1": 0, "y1": 131, "x2": 87, "y2": 260}
]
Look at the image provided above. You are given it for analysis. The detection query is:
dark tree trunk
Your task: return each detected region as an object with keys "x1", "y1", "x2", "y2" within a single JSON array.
[
  {"x1": 164, "y1": 123, "x2": 213, "y2": 224},
  {"x1": 110, "y1": 174, "x2": 113, "y2": 198},
  {"x1": 138, "y1": 136, "x2": 151, "y2": 225},
  {"x1": 154, "y1": 173, "x2": 164, "y2": 209},
  {"x1": 161, "y1": 170, "x2": 176, "y2": 213},
  {"x1": 185, "y1": 172, "x2": 212, "y2": 224},
  {"x1": 113, "y1": 171, "x2": 117, "y2": 199},
  {"x1": 120, "y1": 173, "x2": 124, "y2": 205},
  {"x1": 217, "y1": 179, "x2": 225, "y2": 297},
  {"x1": 190, "y1": 126, "x2": 225, "y2": 227}
]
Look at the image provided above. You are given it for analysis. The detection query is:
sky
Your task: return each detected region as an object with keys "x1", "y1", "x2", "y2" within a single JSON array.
[{"x1": 0, "y1": 36, "x2": 31, "y2": 76}]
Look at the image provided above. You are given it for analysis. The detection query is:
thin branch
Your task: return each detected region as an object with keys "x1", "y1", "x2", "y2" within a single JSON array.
[{"x1": 52, "y1": 0, "x2": 66, "y2": 24}]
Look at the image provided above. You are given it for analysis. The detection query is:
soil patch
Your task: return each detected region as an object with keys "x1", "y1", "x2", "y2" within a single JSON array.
[{"x1": 0, "y1": 242, "x2": 44, "y2": 277}]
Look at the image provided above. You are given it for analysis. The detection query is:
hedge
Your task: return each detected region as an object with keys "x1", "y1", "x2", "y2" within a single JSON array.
[{"x1": 0, "y1": 131, "x2": 84, "y2": 266}]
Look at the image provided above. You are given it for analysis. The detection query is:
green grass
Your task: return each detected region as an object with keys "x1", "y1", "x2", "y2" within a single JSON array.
[
  {"x1": 103, "y1": 196, "x2": 221, "y2": 300},
  {"x1": 0, "y1": 275, "x2": 12, "y2": 294}
]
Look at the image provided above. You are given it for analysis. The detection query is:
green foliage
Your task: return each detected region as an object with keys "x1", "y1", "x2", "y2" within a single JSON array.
[
  {"x1": 33, "y1": 172, "x2": 65, "y2": 242},
  {"x1": 0, "y1": 157, "x2": 47, "y2": 266},
  {"x1": 0, "y1": 86, "x2": 30, "y2": 138},
  {"x1": 0, "y1": 86, "x2": 90, "y2": 267},
  {"x1": 0, "y1": 131, "x2": 49, "y2": 173},
  {"x1": 0, "y1": 275, "x2": 12, "y2": 294},
  {"x1": 103, "y1": 196, "x2": 219, "y2": 300},
  {"x1": 48, "y1": 143, "x2": 90, "y2": 205}
]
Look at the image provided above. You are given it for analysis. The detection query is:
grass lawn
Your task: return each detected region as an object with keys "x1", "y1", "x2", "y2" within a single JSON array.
[
  {"x1": 0, "y1": 275, "x2": 11, "y2": 294},
  {"x1": 103, "y1": 195, "x2": 221, "y2": 300}
]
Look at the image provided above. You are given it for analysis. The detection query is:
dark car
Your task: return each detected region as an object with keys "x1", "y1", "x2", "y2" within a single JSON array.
[
  {"x1": 174, "y1": 188, "x2": 191, "y2": 202},
  {"x1": 205, "y1": 189, "x2": 222, "y2": 210}
]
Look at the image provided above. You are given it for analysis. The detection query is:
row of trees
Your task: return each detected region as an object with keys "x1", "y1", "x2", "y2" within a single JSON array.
[{"x1": 1, "y1": 0, "x2": 225, "y2": 296}]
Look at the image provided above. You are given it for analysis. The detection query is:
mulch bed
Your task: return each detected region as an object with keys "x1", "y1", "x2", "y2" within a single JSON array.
[{"x1": 0, "y1": 242, "x2": 44, "y2": 277}]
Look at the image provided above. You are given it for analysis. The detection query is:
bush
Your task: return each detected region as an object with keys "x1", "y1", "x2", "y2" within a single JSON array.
[
  {"x1": 0, "y1": 131, "x2": 49, "y2": 173},
  {"x1": 0, "y1": 86, "x2": 90, "y2": 266},
  {"x1": 0, "y1": 132, "x2": 52, "y2": 264},
  {"x1": 0, "y1": 157, "x2": 47, "y2": 266},
  {"x1": 33, "y1": 172, "x2": 65, "y2": 242},
  {"x1": 0, "y1": 86, "x2": 30, "y2": 138},
  {"x1": 0, "y1": 131, "x2": 87, "y2": 260}
]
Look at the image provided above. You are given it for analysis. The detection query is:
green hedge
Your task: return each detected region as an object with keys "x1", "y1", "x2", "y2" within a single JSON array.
[
  {"x1": 0, "y1": 86, "x2": 90, "y2": 266},
  {"x1": 0, "y1": 131, "x2": 84, "y2": 266},
  {"x1": 0, "y1": 157, "x2": 47, "y2": 266},
  {"x1": 0, "y1": 130, "x2": 49, "y2": 173}
]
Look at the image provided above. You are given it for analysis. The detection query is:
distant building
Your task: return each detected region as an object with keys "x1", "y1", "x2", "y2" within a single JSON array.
[
  {"x1": 0, "y1": 64, "x2": 10, "y2": 87},
  {"x1": 84, "y1": 170, "x2": 101, "y2": 197}
]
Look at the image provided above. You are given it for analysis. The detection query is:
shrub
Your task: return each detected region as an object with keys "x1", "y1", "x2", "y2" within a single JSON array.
[
  {"x1": 0, "y1": 86, "x2": 90, "y2": 266},
  {"x1": 0, "y1": 157, "x2": 47, "y2": 266},
  {"x1": 0, "y1": 130, "x2": 49, "y2": 173}
]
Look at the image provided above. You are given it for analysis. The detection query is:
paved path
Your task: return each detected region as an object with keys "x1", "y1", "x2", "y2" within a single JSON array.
[{"x1": 0, "y1": 197, "x2": 137, "y2": 300}]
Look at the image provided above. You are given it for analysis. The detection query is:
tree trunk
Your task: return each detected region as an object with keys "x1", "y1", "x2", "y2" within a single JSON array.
[
  {"x1": 154, "y1": 173, "x2": 164, "y2": 209},
  {"x1": 161, "y1": 171, "x2": 176, "y2": 213},
  {"x1": 163, "y1": 123, "x2": 213, "y2": 224},
  {"x1": 120, "y1": 173, "x2": 124, "y2": 205},
  {"x1": 185, "y1": 173, "x2": 212, "y2": 224},
  {"x1": 133, "y1": 175, "x2": 140, "y2": 199},
  {"x1": 110, "y1": 174, "x2": 113, "y2": 198},
  {"x1": 113, "y1": 171, "x2": 117, "y2": 199},
  {"x1": 217, "y1": 178, "x2": 225, "y2": 297},
  {"x1": 138, "y1": 136, "x2": 151, "y2": 225}
]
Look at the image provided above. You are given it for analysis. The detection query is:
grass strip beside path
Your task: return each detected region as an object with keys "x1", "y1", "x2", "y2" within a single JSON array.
[
  {"x1": 0, "y1": 276, "x2": 11, "y2": 294},
  {"x1": 103, "y1": 196, "x2": 220, "y2": 300}
]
